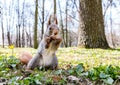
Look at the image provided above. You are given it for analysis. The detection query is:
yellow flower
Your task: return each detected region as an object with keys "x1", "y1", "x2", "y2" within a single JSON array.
[{"x1": 9, "y1": 45, "x2": 14, "y2": 49}]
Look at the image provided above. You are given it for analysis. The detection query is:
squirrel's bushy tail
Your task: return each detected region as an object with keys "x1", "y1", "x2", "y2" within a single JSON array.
[{"x1": 18, "y1": 51, "x2": 32, "y2": 64}]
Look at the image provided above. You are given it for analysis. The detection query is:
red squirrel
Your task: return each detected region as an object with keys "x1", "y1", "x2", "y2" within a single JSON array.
[{"x1": 19, "y1": 15, "x2": 62, "y2": 70}]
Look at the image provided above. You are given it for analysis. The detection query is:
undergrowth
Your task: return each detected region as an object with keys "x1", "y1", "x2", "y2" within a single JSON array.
[{"x1": 0, "y1": 47, "x2": 120, "y2": 85}]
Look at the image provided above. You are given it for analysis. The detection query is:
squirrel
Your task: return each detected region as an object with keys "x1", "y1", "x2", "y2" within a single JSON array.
[{"x1": 19, "y1": 15, "x2": 62, "y2": 70}]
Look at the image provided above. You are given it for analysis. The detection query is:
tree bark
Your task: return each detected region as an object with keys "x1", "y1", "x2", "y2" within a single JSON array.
[
  {"x1": 109, "y1": 0, "x2": 115, "y2": 48},
  {"x1": 1, "y1": 16, "x2": 4, "y2": 48},
  {"x1": 18, "y1": 0, "x2": 21, "y2": 47},
  {"x1": 7, "y1": 7, "x2": 11, "y2": 46},
  {"x1": 16, "y1": 25, "x2": 18, "y2": 47},
  {"x1": 58, "y1": 0, "x2": 65, "y2": 47},
  {"x1": 54, "y1": 0, "x2": 56, "y2": 15},
  {"x1": 29, "y1": 22, "x2": 32, "y2": 47},
  {"x1": 22, "y1": 0, "x2": 25, "y2": 47},
  {"x1": 65, "y1": 0, "x2": 68, "y2": 47},
  {"x1": 34, "y1": 0, "x2": 38, "y2": 49},
  {"x1": 41, "y1": 0, "x2": 45, "y2": 39},
  {"x1": 7, "y1": 31, "x2": 11, "y2": 45},
  {"x1": 0, "y1": 7, "x2": 4, "y2": 48},
  {"x1": 78, "y1": 0, "x2": 109, "y2": 48}
]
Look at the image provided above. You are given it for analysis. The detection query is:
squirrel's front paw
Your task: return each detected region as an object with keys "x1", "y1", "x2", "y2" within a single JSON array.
[
  {"x1": 45, "y1": 37, "x2": 51, "y2": 43},
  {"x1": 45, "y1": 44, "x2": 50, "y2": 49},
  {"x1": 50, "y1": 35, "x2": 57, "y2": 40},
  {"x1": 55, "y1": 37, "x2": 62, "y2": 44},
  {"x1": 56, "y1": 37, "x2": 62, "y2": 42}
]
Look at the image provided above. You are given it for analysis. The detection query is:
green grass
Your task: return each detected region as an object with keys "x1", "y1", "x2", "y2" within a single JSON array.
[
  {"x1": 57, "y1": 47, "x2": 120, "y2": 69},
  {"x1": 0, "y1": 47, "x2": 120, "y2": 85}
]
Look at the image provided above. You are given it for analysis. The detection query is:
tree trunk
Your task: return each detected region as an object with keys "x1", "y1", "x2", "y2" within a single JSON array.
[
  {"x1": 1, "y1": 18, "x2": 4, "y2": 48},
  {"x1": 7, "y1": 31, "x2": 11, "y2": 45},
  {"x1": 34, "y1": 0, "x2": 38, "y2": 49},
  {"x1": 16, "y1": 25, "x2": 18, "y2": 47},
  {"x1": 18, "y1": 0, "x2": 21, "y2": 47},
  {"x1": 109, "y1": 0, "x2": 115, "y2": 48},
  {"x1": 0, "y1": 8, "x2": 4, "y2": 48},
  {"x1": 29, "y1": 22, "x2": 32, "y2": 47},
  {"x1": 22, "y1": 0, "x2": 25, "y2": 47},
  {"x1": 78, "y1": 0, "x2": 109, "y2": 48},
  {"x1": 54, "y1": 0, "x2": 56, "y2": 15},
  {"x1": 65, "y1": 0, "x2": 68, "y2": 47},
  {"x1": 6, "y1": 18, "x2": 11, "y2": 45},
  {"x1": 18, "y1": 26, "x2": 21, "y2": 47},
  {"x1": 41, "y1": 0, "x2": 44, "y2": 39},
  {"x1": 22, "y1": 25, "x2": 25, "y2": 47},
  {"x1": 58, "y1": 0, "x2": 65, "y2": 47},
  {"x1": 6, "y1": 6, "x2": 11, "y2": 46}
]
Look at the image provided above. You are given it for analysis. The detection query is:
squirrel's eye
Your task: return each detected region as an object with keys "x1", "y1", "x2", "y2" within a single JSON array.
[{"x1": 49, "y1": 27, "x2": 52, "y2": 30}]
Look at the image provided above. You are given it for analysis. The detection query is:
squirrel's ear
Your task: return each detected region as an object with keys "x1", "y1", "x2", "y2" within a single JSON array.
[
  {"x1": 54, "y1": 15, "x2": 58, "y2": 25},
  {"x1": 47, "y1": 15, "x2": 51, "y2": 26},
  {"x1": 47, "y1": 15, "x2": 51, "y2": 27}
]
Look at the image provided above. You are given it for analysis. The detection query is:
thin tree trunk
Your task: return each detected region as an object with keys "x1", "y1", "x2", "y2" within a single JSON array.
[
  {"x1": 1, "y1": 18, "x2": 4, "y2": 48},
  {"x1": 22, "y1": 25, "x2": 25, "y2": 47},
  {"x1": 6, "y1": 6, "x2": 11, "y2": 45},
  {"x1": 54, "y1": 0, "x2": 56, "y2": 15},
  {"x1": 110, "y1": 0, "x2": 115, "y2": 48},
  {"x1": 6, "y1": 17, "x2": 11, "y2": 45},
  {"x1": 65, "y1": 0, "x2": 68, "y2": 47},
  {"x1": 25, "y1": 30, "x2": 28, "y2": 47},
  {"x1": 0, "y1": 8, "x2": 4, "y2": 48},
  {"x1": 18, "y1": 26, "x2": 21, "y2": 47},
  {"x1": 18, "y1": 0, "x2": 21, "y2": 47},
  {"x1": 22, "y1": 0, "x2": 25, "y2": 47},
  {"x1": 7, "y1": 31, "x2": 11, "y2": 45},
  {"x1": 16, "y1": 25, "x2": 18, "y2": 47},
  {"x1": 58, "y1": 0, "x2": 65, "y2": 47},
  {"x1": 34, "y1": 0, "x2": 38, "y2": 49},
  {"x1": 29, "y1": 22, "x2": 32, "y2": 47},
  {"x1": 41, "y1": 0, "x2": 45, "y2": 39}
]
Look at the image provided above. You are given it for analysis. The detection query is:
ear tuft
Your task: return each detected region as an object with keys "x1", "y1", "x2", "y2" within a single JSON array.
[
  {"x1": 54, "y1": 14, "x2": 58, "y2": 25},
  {"x1": 47, "y1": 15, "x2": 52, "y2": 27}
]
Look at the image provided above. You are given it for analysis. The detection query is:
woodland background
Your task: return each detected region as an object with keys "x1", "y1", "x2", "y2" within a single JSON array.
[{"x1": 0, "y1": 0, "x2": 120, "y2": 49}]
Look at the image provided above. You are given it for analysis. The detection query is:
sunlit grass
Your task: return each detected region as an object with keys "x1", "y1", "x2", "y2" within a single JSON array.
[
  {"x1": 0, "y1": 47, "x2": 120, "y2": 84},
  {"x1": 57, "y1": 47, "x2": 120, "y2": 70},
  {"x1": 0, "y1": 47, "x2": 120, "y2": 70}
]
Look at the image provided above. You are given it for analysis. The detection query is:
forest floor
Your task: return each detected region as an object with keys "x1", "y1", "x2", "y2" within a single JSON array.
[{"x1": 0, "y1": 47, "x2": 120, "y2": 85}]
